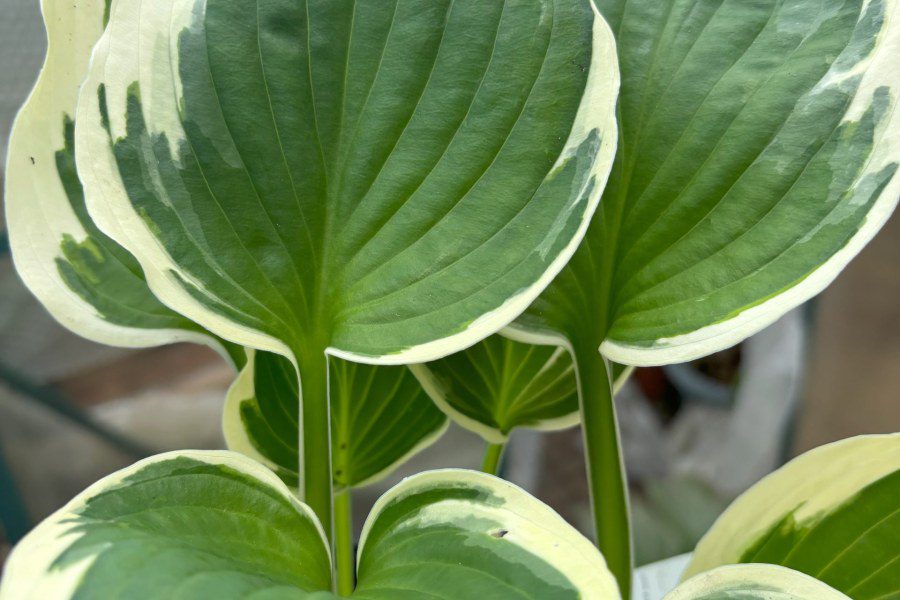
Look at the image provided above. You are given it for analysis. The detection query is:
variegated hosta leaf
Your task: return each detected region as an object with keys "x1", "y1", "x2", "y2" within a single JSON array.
[
  {"x1": 0, "y1": 451, "x2": 333, "y2": 600},
  {"x1": 75, "y1": 0, "x2": 619, "y2": 364},
  {"x1": 74, "y1": 0, "x2": 618, "y2": 530},
  {"x1": 223, "y1": 350, "x2": 448, "y2": 490},
  {"x1": 508, "y1": 0, "x2": 900, "y2": 592},
  {"x1": 354, "y1": 469, "x2": 620, "y2": 599},
  {"x1": 515, "y1": 0, "x2": 900, "y2": 365},
  {"x1": 0, "y1": 452, "x2": 620, "y2": 599},
  {"x1": 5, "y1": 0, "x2": 212, "y2": 350},
  {"x1": 685, "y1": 434, "x2": 900, "y2": 600},
  {"x1": 411, "y1": 335, "x2": 632, "y2": 443},
  {"x1": 665, "y1": 565, "x2": 850, "y2": 600}
]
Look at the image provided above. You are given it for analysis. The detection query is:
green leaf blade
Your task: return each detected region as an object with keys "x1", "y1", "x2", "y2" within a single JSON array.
[
  {"x1": 76, "y1": 0, "x2": 620, "y2": 363},
  {"x1": 515, "y1": 0, "x2": 900, "y2": 365},
  {"x1": 602, "y1": 0, "x2": 900, "y2": 364}
]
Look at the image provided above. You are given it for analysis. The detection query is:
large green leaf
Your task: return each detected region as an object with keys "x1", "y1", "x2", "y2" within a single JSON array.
[
  {"x1": 4, "y1": 0, "x2": 215, "y2": 351},
  {"x1": 0, "y1": 452, "x2": 620, "y2": 599},
  {"x1": 411, "y1": 335, "x2": 632, "y2": 444},
  {"x1": 224, "y1": 350, "x2": 447, "y2": 490},
  {"x1": 75, "y1": 0, "x2": 620, "y2": 361},
  {"x1": 74, "y1": 0, "x2": 619, "y2": 529},
  {"x1": 516, "y1": 0, "x2": 900, "y2": 363},
  {"x1": 665, "y1": 564, "x2": 849, "y2": 600},
  {"x1": 684, "y1": 434, "x2": 900, "y2": 600},
  {"x1": 507, "y1": 0, "x2": 900, "y2": 591}
]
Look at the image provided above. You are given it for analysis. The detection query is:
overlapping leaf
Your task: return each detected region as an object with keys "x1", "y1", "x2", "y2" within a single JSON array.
[
  {"x1": 354, "y1": 469, "x2": 619, "y2": 599},
  {"x1": 224, "y1": 350, "x2": 447, "y2": 490},
  {"x1": 411, "y1": 336, "x2": 579, "y2": 443},
  {"x1": 0, "y1": 452, "x2": 620, "y2": 599},
  {"x1": 0, "y1": 452, "x2": 332, "y2": 599}
]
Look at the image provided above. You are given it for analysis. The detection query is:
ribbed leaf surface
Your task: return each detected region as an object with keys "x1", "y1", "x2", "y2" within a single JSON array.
[
  {"x1": 515, "y1": 0, "x2": 900, "y2": 364},
  {"x1": 76, "y1": 0, "x2": 619, "y2": 364}
]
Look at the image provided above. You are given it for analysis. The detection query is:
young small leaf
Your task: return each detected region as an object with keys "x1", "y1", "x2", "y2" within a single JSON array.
[
  {"x1": 411, "y1": 336, "x2": 579, "y2": 443},
  {"x1": 685, "y1": 434, "x2": 900, "y2": 600},
  {"x1": 412, "y1": 335, "x2": 632, "y2": 443},
  {"x1": 223, "y1": 350, "x2": 448, "y2": 490}
]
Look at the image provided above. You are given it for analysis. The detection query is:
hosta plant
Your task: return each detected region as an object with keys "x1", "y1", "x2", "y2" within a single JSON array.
[{"x1": 3, "y1": 0, "x2": 899, "y2": 598}]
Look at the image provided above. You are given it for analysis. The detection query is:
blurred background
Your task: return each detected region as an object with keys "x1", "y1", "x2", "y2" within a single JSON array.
[{"x1": 1, "y1": 0, "x2": 898, "y2": 569}]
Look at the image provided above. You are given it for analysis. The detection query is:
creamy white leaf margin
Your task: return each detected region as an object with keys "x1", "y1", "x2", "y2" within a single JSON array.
[
  {"x1": 74, "y1": 0, "x2": 292, "y2": 358},
  {"x1": 223, "y1": 350, "x2": 449, "y2": 490},
  {"x1": 358, "y1": 468, "x2": 622, "y2": 599},
  {"x1": 75, "y1": 0, "x2": 620, "y2": 366},
  {"x1": 222, "y1": 350, "x2": 275, "y2": 473},
  {"x1": 600, "y1": 0, "x2": 900, "y2": 367},
  {"x1": 666, "y1": 564, "x2": 850, "y2": 600},
  {"x1": 0, "y1": 450, "x2": 329, "y2": 600},
  {"x1": 5, "y1": 0, "x2": 210, "y2": 350},
  {"x1": 684, "y1": 433, "x2": 900, "y2": 579}
]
